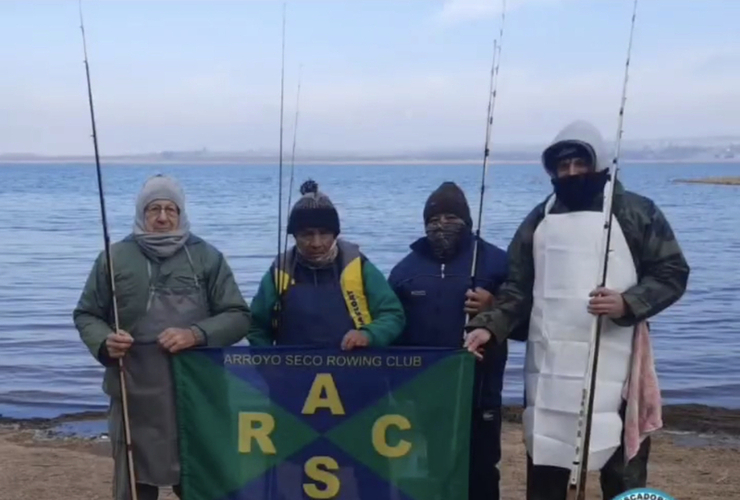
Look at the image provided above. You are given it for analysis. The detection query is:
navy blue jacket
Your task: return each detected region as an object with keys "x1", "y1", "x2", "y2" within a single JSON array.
[{"x1": 388, "y1": 231, "x2": 509, "y2": 409}]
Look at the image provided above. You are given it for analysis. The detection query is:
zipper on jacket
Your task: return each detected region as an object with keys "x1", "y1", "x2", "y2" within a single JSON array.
[{"x1": 440, "y1": 263, "x2": 445, "y2": 278}]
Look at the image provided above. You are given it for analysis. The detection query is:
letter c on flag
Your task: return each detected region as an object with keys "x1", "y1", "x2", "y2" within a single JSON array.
[{"x1": 372, "y1": 414, "x2": 412, "y2": 458}]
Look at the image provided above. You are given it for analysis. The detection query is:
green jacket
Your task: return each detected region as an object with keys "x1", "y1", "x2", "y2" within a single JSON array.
[
  {"x1": 466, "y1": 180, "x2": 690, "y2": 344},
  {"x1": 247, "y1": 247, "x2": 405, "y2": 347},
  {"x1": 73, "y1": 234, "x2": 251, "y2": 365}
]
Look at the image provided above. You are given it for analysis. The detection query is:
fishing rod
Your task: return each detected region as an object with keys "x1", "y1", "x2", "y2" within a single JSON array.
[
  {"x1": 77, "y1": 2, "x2": 138, "y2": 499},
  {"x1": 274, "y1": 2, "x2": 287, "y2": 331},
  {"x1": 566, "y1": 1, "x2": 639, "y2": 498},
  {"x1": 467, "y1": 0, "x2": 506, "y2": 325},
  {"x1": 281, "y1": 64, "x2": 303, "y2": 266}
]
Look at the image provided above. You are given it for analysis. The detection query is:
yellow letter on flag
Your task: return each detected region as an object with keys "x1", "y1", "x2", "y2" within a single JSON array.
[
  {"x1": 372, "y1": 414, "x2": 412, "y2": 458},
  {"x1": 238, "y1": 412, "x2": 276, "y2": 454},
  {"x1": 303, "y1": 456, "x2": 341, "y2": 499},
  {"x1": 302, "y1": 373, "x2": 345, "y2": 415}
]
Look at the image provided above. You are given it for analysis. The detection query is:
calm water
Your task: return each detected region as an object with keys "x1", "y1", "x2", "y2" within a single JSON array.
[{"x1": 1, "y1": 162, "x2": 738, "y2": 419}]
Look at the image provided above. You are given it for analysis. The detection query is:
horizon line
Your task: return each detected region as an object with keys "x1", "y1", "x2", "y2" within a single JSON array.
[{"x1": 3, "y1": 135, "x2": 740, "y2": 162}]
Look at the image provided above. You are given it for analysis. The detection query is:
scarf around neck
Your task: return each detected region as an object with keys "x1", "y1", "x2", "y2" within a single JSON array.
[
  {"x1": 296, "y1": 239, "x2": 339, "y2": 269},
  {"x1": 132, "y1": 175, "x2": 191, "y2": 261}
]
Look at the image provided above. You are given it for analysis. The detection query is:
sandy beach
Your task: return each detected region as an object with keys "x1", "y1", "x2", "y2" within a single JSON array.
[{"x1": 1, "y1": 405, "x2": 738, "y2": 500}]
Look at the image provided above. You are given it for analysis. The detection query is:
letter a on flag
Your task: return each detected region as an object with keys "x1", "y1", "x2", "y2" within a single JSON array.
[{"x1": 173, "y1": 347, "x2": 475, "y2": 500}]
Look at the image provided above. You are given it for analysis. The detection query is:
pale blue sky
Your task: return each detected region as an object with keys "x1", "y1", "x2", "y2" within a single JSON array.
[{"x1": 1, "y1": 0, "x2": 738, "y2": 155}]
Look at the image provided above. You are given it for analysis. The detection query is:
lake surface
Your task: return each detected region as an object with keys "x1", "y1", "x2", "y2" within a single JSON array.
[{"x1": 1, "y1": 161, "x2": 738, "y2": 419}]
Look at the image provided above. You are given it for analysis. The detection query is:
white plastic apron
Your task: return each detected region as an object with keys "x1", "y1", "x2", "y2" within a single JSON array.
[{"x1": 522, "y1": 183, "x2": 637, "y2": 470}]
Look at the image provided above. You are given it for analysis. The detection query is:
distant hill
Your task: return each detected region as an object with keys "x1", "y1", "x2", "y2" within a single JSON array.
[{"x1": 2, "y1": 137, "x2": 739, "y2": 164}]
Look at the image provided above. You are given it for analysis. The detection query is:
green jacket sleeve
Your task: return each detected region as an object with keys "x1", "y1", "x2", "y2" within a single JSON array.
[
  {"x1": 465, "y1": 205, "x2": 540, "y2": 344},
  {"x1": 73, "y1": 251, "x2": 115, "y2": 364},
  {"x1": 192, "y1": 249, "x2": 252, "y2": 347},
  {"x1": 360, "y1": 259, "x2": 406, "y2": 346},
  {"x1": 616, "y1": 202, "x2": 690, "y2": 326},
  {"x1": 246, "y1": 269, "x2": 278, "y2": 346}
]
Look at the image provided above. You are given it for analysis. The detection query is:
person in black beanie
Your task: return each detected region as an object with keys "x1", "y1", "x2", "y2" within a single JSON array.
[
  {"x1": 423, "y1": 181, "x2": 474, "y2": 261},
  {"x1": 247, "y1": 179, "x2": 405, "y2": 350},
  {"x1": 388, "y1": 181, "x2": 510, "y2": 500}
]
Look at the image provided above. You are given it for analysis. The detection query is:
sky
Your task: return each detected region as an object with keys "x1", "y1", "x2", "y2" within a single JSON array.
[{"x1": 1, "y1": 0, "x2": 739, "y2": 156}]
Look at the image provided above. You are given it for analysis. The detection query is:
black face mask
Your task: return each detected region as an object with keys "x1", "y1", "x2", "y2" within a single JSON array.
[{"x1": 551, "y1": 170, "x2": 609, "y2": 211}]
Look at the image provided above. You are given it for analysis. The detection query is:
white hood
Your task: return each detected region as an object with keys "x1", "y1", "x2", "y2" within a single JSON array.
[{"x1": 541, "y1": 120, "x2": 610, "y2": 174}]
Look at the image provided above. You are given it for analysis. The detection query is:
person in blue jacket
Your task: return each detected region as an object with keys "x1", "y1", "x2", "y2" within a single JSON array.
[{"x1": 388, "y1": 181, "x2": 509, "y2": 500}]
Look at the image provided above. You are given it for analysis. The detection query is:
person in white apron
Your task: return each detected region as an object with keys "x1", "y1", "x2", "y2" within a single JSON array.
[
  {"x1": 463, "y1": 121, "x2": 689, "y2": 500},
  {"x1": 74, "y1": 175, "x2": 252, "y2": 500}
]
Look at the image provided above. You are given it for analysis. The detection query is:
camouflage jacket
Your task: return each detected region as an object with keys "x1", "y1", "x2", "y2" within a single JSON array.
[{"x1": 466, "y1": 180, "x2": 690, "y2": 344}]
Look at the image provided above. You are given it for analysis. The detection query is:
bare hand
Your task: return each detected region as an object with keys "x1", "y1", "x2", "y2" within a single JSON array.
[
  {"x1": 464, "y1": 287, "x2": 494, "y2": 315},
  {"x1": 588, "y1": 287, "x2": 626, "y2": 318},
  {"x1": 463, "y1": 328, "x2": 492, "y2": 360},
  {"x1": 341, "y1": 330, "x2": 370, "y2": 351},
  {"x1": 106, "y1": 330, "x2": 134, "y2": 359},
  {"x1": 158, "y1": 327, "x2": 200, "y2": 354}
]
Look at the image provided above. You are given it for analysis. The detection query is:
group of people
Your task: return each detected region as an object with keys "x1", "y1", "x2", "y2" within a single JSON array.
[{"x1": 73, "y1": 120, "x2": 690, "y2": 500}]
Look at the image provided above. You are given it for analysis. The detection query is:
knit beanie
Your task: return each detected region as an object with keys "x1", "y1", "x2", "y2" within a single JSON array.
[
  {"x1": 287, "y1": 180, "x2": 341, "y2": 236},
  {"x1": 423, "y1": 181, "x2": 473, "y2": 227}
]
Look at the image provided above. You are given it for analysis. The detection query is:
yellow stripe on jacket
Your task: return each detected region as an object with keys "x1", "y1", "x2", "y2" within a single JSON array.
[
  {"x1": 271, "y1": 240, "x2": 373, "y2": 330},
  {"x1": 340, "y1": 256, "x2": 372, "y2": 328}
]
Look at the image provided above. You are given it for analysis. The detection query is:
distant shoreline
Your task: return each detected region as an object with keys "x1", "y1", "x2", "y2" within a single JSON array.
[
  {"x1": 3, "y1": 403, "x2": 740, "y2": 436},
  {"x1": 673, "y1": 176, "x2": 740, "y2": 186},
  {"x1": 1, "y1": 158, "x2": 739, "y2": 166}
]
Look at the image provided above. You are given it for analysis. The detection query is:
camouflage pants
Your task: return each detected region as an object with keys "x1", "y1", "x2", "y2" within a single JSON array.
[{"x1": 524, "y1": 403, "x2": 651, "y2": 500}]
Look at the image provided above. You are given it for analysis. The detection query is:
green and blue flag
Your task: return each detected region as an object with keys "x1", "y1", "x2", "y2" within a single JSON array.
[{"x1": 173, "y1": 347, "x2": 475, "y2": 500}]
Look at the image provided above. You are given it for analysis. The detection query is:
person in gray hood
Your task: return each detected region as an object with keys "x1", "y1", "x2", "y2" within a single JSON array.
[
  {"x1": 463, "y1": 121, "x2": 689, "y2": 500},
  {"x1": 73, "y1": 174, "x2": 251, "y2": 500}
]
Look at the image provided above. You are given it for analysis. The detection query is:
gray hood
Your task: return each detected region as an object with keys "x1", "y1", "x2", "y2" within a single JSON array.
[
  {"x1": 132, "y1": 174, "x2": 191, "y2": 261},
  {"x1": 541, "y1": 120, "x2": 610, "y2": 174}
]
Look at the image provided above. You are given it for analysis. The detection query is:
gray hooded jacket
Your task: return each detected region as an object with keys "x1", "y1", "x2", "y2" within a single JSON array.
[
  {"x1": 466, "y1": 120, "x2": 690, "y2": 343},
  {"x1": 541, "y1": 119, "x2": 611, "y2": 174}
]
